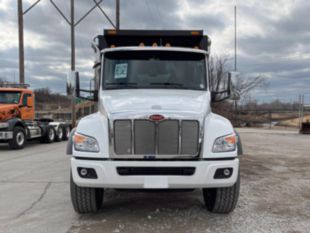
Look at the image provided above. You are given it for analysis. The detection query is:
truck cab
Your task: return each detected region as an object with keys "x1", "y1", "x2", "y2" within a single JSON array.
[
  {"x1": 0, "y1": 86, "x2": 34, "y2": 121},
  {"x1": 0, "y1": 84, "x2": 71, "y2": 149},
  {"x1": 69, "y1": 30, "x2": 242, "y2": 214}
]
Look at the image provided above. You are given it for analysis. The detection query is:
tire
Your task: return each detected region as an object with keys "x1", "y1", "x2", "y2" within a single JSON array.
[
  {"x1": 62, "y1": 126, "x2": 71, "y2": 141},
  {"x1": 8, "y1": 127, "x2": 26, "y2": 150},
  {"x1": 203, "y1": 172, "x2": 240, "y2": 214},
  {"x1": 55, "y1": 125, "x2": 64, "y2": 142},
  {"x1": 70, "y1": 174, "x2": 104, "y2": 214},
  {"x1": 41, "y1": 125, "x2": 56, "y2": 143}
]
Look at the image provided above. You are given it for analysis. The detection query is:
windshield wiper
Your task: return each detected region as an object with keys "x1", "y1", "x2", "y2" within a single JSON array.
[
  {"x1": 104, "y1": 82, "x2": 138, "y2": 89},
  {"x1": 150, "y1": 83, "x2": 184, "y2": 88},
  {"x1": 105, "y1": 82, "x2": 138, "y2": 86}
]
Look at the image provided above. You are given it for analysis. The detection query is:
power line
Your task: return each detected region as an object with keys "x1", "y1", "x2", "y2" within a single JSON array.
[
  {"x1": 49, "y1": 0, "x2": 116, "y2": 126},
  {"x1": 144, "y1": 0, "x2": 156, "y2": 22},
  {"x1": 153, "y1": 1, "x2": 162, "y2": 22}
]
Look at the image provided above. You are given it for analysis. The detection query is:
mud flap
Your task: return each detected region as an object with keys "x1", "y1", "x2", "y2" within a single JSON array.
[
  {"x1": 66, "y1": 128, "x2": 76, "y2": 155},
  {"x1": 234, "y1": 130, "x2": 243, "y2": 156}
]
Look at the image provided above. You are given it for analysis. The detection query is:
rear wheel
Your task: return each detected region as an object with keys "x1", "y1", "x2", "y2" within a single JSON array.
[
  {"x1": 62, "y1": 126, "x2": 71, "y2": 141},
  {"x1": 70, "y1": 174, "x2": 104, "y2": 213},
  {"x1": 40, "y1": 125, "x2": 56, "y2": 143},
  {"x1": 203, "y1": 173, "x2": 240, "y2": 213},
  {"x1": 9, "y1": 127, "x2": 26, "y2": 150},
  {"x1": 55, "y1": 125, "x2": 64, "y2": 142}
]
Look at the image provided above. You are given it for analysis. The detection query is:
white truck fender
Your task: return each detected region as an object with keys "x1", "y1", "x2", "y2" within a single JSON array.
[{"x1": 201, "y1": 113, "x2": 238, "y2": 158}]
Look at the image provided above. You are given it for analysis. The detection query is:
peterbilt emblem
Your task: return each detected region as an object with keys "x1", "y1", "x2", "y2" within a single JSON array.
[{"x1": 149, "y1": 114, "x2": 165, "y2": 122}]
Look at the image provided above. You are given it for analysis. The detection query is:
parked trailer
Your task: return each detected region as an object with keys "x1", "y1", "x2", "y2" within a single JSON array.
[{"x1": 0, "y1": 84, "x2": 71, "y2": 149}]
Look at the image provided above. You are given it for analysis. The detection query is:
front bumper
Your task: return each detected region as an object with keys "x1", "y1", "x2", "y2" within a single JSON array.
[
  {"x1": 71, "y1": 157, "x2": 239, "y2": 189},
  {"x1": 0, "y1": 131, "x2": 13, "y2": 140}
]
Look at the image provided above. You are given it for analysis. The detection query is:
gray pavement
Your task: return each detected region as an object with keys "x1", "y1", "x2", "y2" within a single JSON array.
[{"x1": 0, "y1": 129, "x2": 309, "y2": 233}]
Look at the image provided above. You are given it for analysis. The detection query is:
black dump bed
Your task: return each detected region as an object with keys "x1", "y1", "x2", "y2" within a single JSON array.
[{"x1": 96, "y1": 29, "x2": 211, "y2": 53}]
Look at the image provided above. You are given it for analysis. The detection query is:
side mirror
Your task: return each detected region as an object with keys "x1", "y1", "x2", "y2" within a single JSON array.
[
  {"x1": 228, "y1": 72, "x2": 240, "y2": 101},
  {"x1": 66, "y1": 71, "x2": 74, "y2": 96},
  {"x1": 211, "y1": 73, "x2": 232, "y2": 102},
  {"x1": 75, "y1": 72, "x2": 98, "y2": 102}
]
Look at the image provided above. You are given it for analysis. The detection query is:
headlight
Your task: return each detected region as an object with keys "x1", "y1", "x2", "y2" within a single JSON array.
[
  {"x1": 73, "y1": 133, "x2": 100, "y2": 152},
  {"x1": 212, "y1": 134, "x2": 236, "y2": 153},
  {"x1": 0, "y1": 122, "x2": 9, "y2": 129}
]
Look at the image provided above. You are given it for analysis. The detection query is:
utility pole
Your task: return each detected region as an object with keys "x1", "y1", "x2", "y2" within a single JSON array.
[
  {"x1": 116, "y1": 0, "x2": 120, "y2": 30},
  {"x1": 71, "y1": 0, "x2": 75, "y2": 73},
  {"x1": 17, "y1": 0, "x2": 43, "y2": 84},
  {"x1": 70, "y1": 0, "x2": 76, "y2": 126},
  {"x1": 234, "y1": 5, "x2": 237, "y2": 71},
  {"x1": 233, "y1": 5, "x2": 238, "y2": 126},
  {"x1": 17, "y1": 0, "x2": 24, "y2": 84},
  {"x1": 50, "y1": 0, "x2": 116, "y2": 126}
]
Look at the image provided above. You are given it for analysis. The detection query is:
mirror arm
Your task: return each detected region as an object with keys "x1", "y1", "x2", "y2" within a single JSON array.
[{"x1": 75, "y1": 71, "x2": 99, "y2": 102}]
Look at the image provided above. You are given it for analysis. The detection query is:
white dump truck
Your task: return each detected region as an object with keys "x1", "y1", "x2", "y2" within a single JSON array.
[{"x1": 67, "y1": 29, "x2": 242, "y2": 214}]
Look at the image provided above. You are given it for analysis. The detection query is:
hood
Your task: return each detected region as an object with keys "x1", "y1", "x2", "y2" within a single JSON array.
[
  {"x1": 101, "y1": 89, "x2": 210, "y2": 117},
  {"x1": 0, "y1": 104, "x2": 18, "y2": 121}
]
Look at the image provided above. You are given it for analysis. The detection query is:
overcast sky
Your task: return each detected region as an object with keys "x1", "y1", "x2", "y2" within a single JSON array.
[{"x1": 0, "y1": 0, "x2": 309, "y2": 103}]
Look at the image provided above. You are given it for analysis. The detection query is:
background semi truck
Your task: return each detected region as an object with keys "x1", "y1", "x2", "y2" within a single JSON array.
[
  {"x1": 68, "y1": 29, "x2": 243, "y2": 214},
  {"x1": 0, "y1": 84, "x2": 71, "y2": 149}
]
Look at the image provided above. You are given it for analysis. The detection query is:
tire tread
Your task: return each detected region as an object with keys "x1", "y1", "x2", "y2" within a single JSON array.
[
  {"x1": 70, "y1": 174, "x2": 103, "y2": 213},
  {"x1": 203, "y1": 173, "x2": 240, "y2": 213}
]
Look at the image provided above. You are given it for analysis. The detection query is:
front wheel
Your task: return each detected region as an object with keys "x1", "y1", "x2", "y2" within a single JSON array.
[
  {"x1": 70, "y1": 174, "x2": 104, "y2": 214},
  {"x1": 8, "y1": 127, "x2": 26, "y2": 150},
  {"x1": 203, "y1": 173, "x2": 240, "y2": 214}
]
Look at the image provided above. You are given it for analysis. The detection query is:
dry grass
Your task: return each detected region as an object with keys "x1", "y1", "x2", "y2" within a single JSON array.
[{"x1": 279, "y1": 114, "x2": 310, "y2": 127}]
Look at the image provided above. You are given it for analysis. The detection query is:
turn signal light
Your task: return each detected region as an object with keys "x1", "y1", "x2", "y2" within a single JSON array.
[{"x1": 224, "y1": 135, "x2": 236, "y2": 145}]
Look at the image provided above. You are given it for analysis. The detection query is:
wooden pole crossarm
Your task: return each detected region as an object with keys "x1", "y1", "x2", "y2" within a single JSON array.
[{"x1": 23, "y1": 0, "x2": 42, "y2": 15}]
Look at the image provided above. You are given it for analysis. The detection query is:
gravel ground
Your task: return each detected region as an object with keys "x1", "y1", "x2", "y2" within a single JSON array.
[{"x1": 0, "y1": 128, "x2": 309, "y2": 233}]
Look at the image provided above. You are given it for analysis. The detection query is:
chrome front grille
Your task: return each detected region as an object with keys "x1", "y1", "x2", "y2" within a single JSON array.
[
  {"x1": 114, "y1": 120, "x2": 132, "y2": 154},
  {"x1": 113, "y1": 119, "x2": 200, "y2": 156},
  {"x1": 134, "y1": 120, "x2": 156, "y2": 154},
  {"x1": 181, "y1": 121, "x2": 199, "y2": 154},
  {"x1": 158, "y1": 120, "x2": 179, "y2": 154}
]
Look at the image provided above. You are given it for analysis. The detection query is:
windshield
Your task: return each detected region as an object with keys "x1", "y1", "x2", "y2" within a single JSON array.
[
  {"x1": 0, "y1": 91, "x2": 21, "y2": 104},
  {"x1": 103, "y1": 50, "x2": 207, "y2": 90}
]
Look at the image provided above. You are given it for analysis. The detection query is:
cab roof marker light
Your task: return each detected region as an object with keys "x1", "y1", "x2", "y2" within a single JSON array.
[
  {"x1": 107, "y1": 30, "x2": 117, "y2": 35},
  {"x1": 191, "y1": 31, "x2": 201, "y2": 36},
  {"x1": 152, "y1": 42, "x2": 158, "y2": 47},
  {"x1": 165, "y1": 43, "x2": 171, "y2": 47},
  {"x1": 139, "y1": 42, "x2": 145, "y2": 47}
]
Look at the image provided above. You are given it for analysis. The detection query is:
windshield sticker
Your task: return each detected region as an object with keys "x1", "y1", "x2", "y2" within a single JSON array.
[{"x1": 114, "y1": 63, "x2": 128, "y2": 79}]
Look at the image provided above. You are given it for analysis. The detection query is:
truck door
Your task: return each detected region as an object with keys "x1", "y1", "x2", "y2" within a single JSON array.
[{"x1": 20, "y1": 93, "x2": 35, "y2": 121}]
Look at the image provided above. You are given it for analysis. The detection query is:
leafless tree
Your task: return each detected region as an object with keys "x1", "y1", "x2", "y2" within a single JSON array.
[
  {"x1": 233, "y1": 74, "x2": 267, "y2": 104},
  {"x1": 0, "y1": 77, "x2": 6, "y2": 85},
  {"x1": 209, "y1": 56, "x2": 267, "y2": 103}
]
